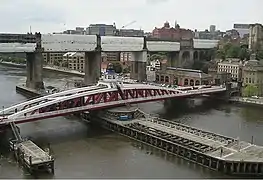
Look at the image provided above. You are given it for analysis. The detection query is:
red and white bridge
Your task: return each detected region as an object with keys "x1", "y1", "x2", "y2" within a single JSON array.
[{"x1": 0, "y1": 84, "x2": 226, "y2": 125}]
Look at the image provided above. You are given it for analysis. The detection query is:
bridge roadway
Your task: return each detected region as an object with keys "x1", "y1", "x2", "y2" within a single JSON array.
[
  {"x1": 98, "y1": 109, "x2": 263, "y2": 176},
  {"x1": 0, "y1": 84, "x2": 226, "y2": 125}
]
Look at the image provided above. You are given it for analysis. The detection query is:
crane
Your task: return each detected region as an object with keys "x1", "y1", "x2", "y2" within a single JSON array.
[{"x1": 121, "y1": 21, "x2": 137, "y2": 28}]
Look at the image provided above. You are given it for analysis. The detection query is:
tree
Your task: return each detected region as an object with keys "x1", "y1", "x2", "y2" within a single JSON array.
[
  {"x1": 113, "y1": 63, "x2": 123, "y2": 73},
  {"x1": 216, "y1": 49, "x2": 226, "y2": 60},
  {"x1": 256, "y1": 50, "x2": 263, "y2": 60},
  {"x1": 226, "y1": 45, "x2": 241, "y2": 58},
  {"x1": 242, "y1": 84, "x2": 259, "y2": 97},
  {"x1": 239, "y1": 48, "x2": 250, "y2": 60},
  {"x1": 53, "y1": 60, "x2": 60, "y2": 66}
]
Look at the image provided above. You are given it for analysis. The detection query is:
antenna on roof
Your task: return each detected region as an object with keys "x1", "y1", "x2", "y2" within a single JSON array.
[{"x1": 29, "y1": 25, "x2": 32, "y2": 34}]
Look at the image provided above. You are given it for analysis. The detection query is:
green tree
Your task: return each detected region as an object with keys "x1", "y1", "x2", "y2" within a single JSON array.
[
  {"x1": 216, "y1": 49, "x2": 226, "y2": 60},
  {"x1": 53, "y1": 60, "x2": 60, "y2": 66},
  {"x1": 239, "y1": 48, "x2": 250, "y2": 60},
  {"x1": 242, "y1": 84, "x2": 259, "y2": 97},
  {"x1": 226, "y1": 45, "x2": 241, "y2": 58},
  {"x1": 256, "y1": 50, "x2": 263, "y2": 60},
  {"x1": 113, "y1": 63, "x2": 123, "y2": 73}
]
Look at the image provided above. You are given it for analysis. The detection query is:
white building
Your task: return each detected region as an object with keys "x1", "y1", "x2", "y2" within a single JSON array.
[
  {"x1": 120, "y1": 52, "x2": 132, "y2": 62},
  {"x1": 217, "y1": 59, "x2": 243, "y2": 81},
  {"x1": 150, "y1": 60, "x2": 161, "y2": 70},
  {"x1": 63, "y1": 52, "x2": 85, "y2": 72},
  {"x1": 146, "y1": 66, "x2": 156, "y2": 82}
]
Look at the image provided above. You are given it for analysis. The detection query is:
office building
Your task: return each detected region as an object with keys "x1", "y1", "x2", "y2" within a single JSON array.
[{"x1": 63, "y1": 52, "x2": 85, "y2": 72}]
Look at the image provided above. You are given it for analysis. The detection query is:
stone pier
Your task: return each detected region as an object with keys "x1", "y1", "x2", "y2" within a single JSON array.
[
  {"x1": 84, "y1": 52, "x2": 101, "y2": 85},
  {"x1": 130, "y1": 50, "x2": 147, "y2": 82},
  {"x1": 25, "y1": 51, "x2": 44, "y2": 89}
]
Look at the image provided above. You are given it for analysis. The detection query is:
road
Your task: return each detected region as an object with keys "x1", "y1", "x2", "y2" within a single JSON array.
[{"x1": 0, "y1": 64, "x2": 263, "y2": 178}]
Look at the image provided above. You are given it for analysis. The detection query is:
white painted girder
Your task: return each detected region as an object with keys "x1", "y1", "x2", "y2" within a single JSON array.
[
  {"x1": 147, "y1": 41, "x2": 180, "y2": 52},
  {"x1": 0, "y1": 43, "x2": 36, "y2": 53},
  {"x1": 193, "y1": 39, "x2": 219, "y2": 49},
  {"x1": 101, "y1": 36, "x2": 144, "y2": 52},
  {"x1": 41, "y1": 34, "x2": 97, "y2": 52}
]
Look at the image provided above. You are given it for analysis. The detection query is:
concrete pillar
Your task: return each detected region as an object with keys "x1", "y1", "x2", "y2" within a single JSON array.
[
  {"x1": 130, "y1": 51, "x2": 147, "y2": 82},
  {"x1": 84, "y1": 51, "x2": 101, "y2": 85},
  {"x1": 178, "y1": 50, "x2": 194, "y2": 68},
  {"x1": 168, "y1": 52, "x2": 179, "y2": 67},
  {"x1": 26, "y1": 52, "x2": 44, "y2": 89}
]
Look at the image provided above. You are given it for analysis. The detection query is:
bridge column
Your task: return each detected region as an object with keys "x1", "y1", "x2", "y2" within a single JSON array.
[
  {"x1": 179, "y1": 50, "x2": 194, "y2": 68},
  {"x1": 26, "y1": 52, "x2": 44, "y2": 89},
  {"x1": 167, "y1": 52, "x2": 179, "y2": 67},
  {"x1": 84, "y1": 52, "x2": 101, "y2": 85},
  {"x1": 130, "y1": 50, "x2": 147, "y2": 82}
]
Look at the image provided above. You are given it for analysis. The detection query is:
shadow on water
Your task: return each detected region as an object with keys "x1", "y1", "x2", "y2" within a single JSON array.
[{"x1": 160, "y1": 98, "x2": 225, "y2": 120}]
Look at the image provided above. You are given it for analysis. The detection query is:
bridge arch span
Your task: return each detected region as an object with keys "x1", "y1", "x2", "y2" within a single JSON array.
[{"x1": 0, "y1": 84, "x2": 226, "y2": 124}]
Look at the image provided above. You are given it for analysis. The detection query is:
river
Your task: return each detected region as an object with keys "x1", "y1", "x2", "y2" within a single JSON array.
[{"x1": 0, "y1": 64, "x2": 262, "y2": 178}]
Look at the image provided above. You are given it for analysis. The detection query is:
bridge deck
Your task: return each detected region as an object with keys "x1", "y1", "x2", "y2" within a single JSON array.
[
  {"x1": 100, "y1": 114, "x2": 263, "y2": 163},
  {"x1": 18, "y1": 140, "x2": 52, "y2": 165}
]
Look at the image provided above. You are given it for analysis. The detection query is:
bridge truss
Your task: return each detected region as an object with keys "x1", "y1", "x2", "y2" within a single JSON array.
[{"x1": 0, "y1": 84, "x2": 226, "y2": 124}]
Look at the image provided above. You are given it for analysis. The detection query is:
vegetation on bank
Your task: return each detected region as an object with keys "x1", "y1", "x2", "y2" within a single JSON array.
[
  {"x1": 242, "y1": 84, "x2": 260, "y2": 97},
  {"x1": 0, "y1": 55, "x2": 26, "y2": 64}
]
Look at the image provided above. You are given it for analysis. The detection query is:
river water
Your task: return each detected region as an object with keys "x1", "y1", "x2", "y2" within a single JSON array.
[{"x1": 0, "y1": 65, "x2": 263, "y2": 178}]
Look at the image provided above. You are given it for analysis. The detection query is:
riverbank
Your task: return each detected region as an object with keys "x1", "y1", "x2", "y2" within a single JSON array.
[
  {"x1": 0, "y1": 61, "x2": 85, "y2": 77},
  {"x1": 230, "y1": 97, "x2": 263, "y2": 107}
]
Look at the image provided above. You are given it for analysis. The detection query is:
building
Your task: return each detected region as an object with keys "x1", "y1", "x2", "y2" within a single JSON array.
[
  {"x1": 242, "y1": 60, "x2": 263, "y2": 95},
  {"x1": 249, "y1": 23, "x2": 263, "y2": 51},
  {"x1": 207, "y1": 60, "x2": 231, "y2": 85},
  {"x1": 63, "y1": 52, "x2": 85, "y2": 72},
  {"x1": 105, "y1": 52, "x2": 120, "y2": 62},
  {"x1": 210, "y1": 25, "x2": 216, "y2": 33},
  {"x1": 233, "y1": 24, "x2": 250, "y2": 38},
  {"x1": 42, "y1": 52, "x2": 64, "y2": 65},
  {"x1": 117, "y1": 29, "x2": 144, "y2": 37},
  {"x1": 61, "y1": 27, "x2": 86, "y2": 35},
  {"x1": 150, "y1": 60, "x2": 161, "y2": 70},
  {"x1": 120, "y1": 52, "x2": 131, "y2": 62},
  {"x1": 217, "y1": 59, "x2": 243, "y2": 81},
  {"x1": 156, "y1": 62, "x2": 212, "y2": 86},
  {"x1": 146, "y1": 66, "x2": 156, "y2": 82},
  {"x1": 86, "y1": 24, "x2": 117, "y2": 36},
  {"x1": 152, "y1": 21, "x2": 194, "y2": 41}
]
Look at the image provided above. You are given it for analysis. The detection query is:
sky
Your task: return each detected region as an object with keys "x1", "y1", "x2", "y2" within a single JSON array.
[{"x1": 1, "y1": 0, "x2": 262, "y2": 33}]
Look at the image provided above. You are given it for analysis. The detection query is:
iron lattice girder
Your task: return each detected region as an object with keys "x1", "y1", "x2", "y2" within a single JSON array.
[{"x1": 32, "y1": 88, "x2": 179, "y2": 115}]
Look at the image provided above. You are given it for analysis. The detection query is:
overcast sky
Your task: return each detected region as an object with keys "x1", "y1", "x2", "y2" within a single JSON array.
[{"x1": 1, "y1": 0, "x2": 262, "y2": 33}]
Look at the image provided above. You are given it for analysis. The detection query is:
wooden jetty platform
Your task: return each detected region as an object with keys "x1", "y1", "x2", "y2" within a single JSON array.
[
  {"x1": 7, "y1": 121, "x2": 54, "y2": 174},
  {"x1": 14, "y1": 140, "x2": 54, "y2": 174},
  {"x1": 92, "y1": 107, "x2": 263, "y2": 177}
]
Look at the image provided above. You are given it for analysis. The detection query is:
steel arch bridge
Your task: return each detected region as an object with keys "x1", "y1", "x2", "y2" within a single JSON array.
[{"x1": 0, "y1": 84, "x2": 226, "y2": 125}]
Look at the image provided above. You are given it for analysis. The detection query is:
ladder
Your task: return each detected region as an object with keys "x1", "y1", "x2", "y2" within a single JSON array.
[{"x1": 10, "y1": 121, "x2": 22, "y2": 142}]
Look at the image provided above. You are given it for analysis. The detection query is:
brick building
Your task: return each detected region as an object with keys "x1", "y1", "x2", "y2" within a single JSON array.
[{"x1": 152, "y1": 21, "x2": 193, "y2": 41}]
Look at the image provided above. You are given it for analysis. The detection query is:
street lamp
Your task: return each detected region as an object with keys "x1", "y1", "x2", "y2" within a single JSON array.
[{"x1": 2, "y1": 106, "x2": 4, "y2": 118}]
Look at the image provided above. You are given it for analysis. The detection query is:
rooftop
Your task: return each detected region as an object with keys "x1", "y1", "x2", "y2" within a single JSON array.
[
  {"x1": 63, "y1": 52, "x2": 84, "y2": 57},
  {"x1": 165, "y1": 67, "x2": 211, "y2": 79}
]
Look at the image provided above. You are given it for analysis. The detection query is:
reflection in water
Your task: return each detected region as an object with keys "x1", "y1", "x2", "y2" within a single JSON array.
[{"x1": 1, "y1": 65, "x2": 263, "y2": 178}]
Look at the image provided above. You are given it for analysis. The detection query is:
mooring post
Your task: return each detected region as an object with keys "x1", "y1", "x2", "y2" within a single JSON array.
[
  {"x1": 29, "y1": 156, "x2": 32, "y2": 165},
  {"x1": 251, "y1": 136, "x2": 254, "y2": 144}
]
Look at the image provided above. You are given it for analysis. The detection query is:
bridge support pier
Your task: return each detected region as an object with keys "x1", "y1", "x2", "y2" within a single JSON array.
[
  {"x1": 84, "y1": 51, "x2": 101, "y2": 85},
  {"x1": 130, "y1": 51, "x2": 147, "y2": 82},
  {"x1": 178, "y1": 50, "x2": 194, "y2": 68},
  {"x1": 167, "y1": 52, "x2": 179, "y2": 67},
  {"x1": 26, "y1": 52, "x2": 44, "y2": 90}
]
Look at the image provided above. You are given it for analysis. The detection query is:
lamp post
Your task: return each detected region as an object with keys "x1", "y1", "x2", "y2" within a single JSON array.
[{"x1": 2, "y1": 106, "x2": 4, "y2": 119}]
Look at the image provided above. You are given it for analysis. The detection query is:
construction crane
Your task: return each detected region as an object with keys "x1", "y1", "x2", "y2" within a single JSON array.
[{"x1": 122, "y1": 21, "x2": 137, "y2": 28}]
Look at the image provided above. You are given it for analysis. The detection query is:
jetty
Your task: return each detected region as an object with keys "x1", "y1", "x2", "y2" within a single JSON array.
[{"x1": 92, "y1": 106, "x2": 263, "y2": 177}]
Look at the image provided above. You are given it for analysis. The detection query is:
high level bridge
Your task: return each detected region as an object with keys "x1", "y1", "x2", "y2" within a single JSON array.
[
  {"x1": 0, "y1": 33, "x2": 218, "y2": 89},
  {"x1": 0, "y1": 83, "x2": 226, "y2": 125}
]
